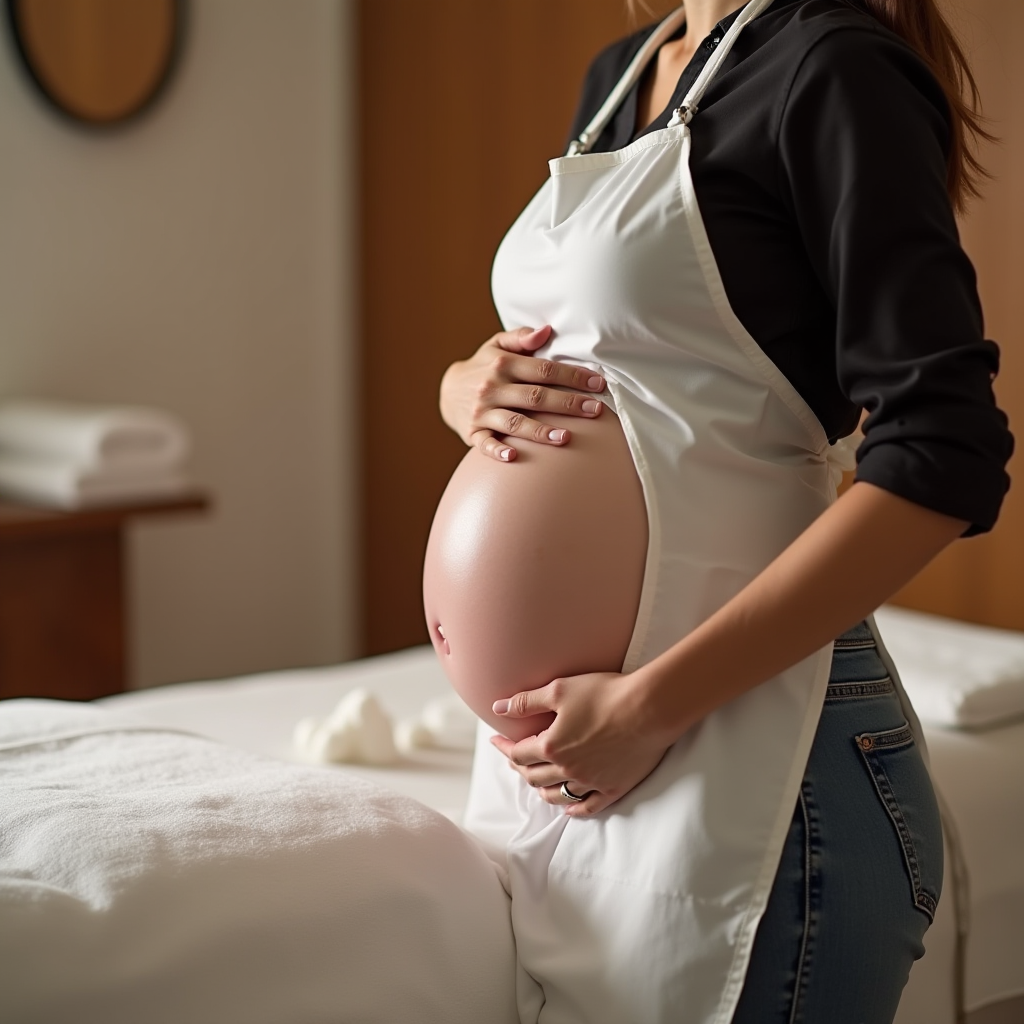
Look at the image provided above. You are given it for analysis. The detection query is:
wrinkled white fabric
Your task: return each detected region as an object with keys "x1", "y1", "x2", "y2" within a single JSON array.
[{"x1": 0, "y1": 700, "x2": 517, "y2": 1024}]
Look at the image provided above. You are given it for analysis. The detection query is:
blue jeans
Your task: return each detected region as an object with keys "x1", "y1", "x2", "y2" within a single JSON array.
[{"x1": 733, "y1": 621, "x2": 943, "y2": 1024}]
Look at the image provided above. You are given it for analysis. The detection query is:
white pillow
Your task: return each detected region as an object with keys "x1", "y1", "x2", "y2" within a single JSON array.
[
  {"x1": 0, "y1": 700, "x2": 517, "y2": 1024},
  {"x1": 875, "y1": 606, "x2": 1024, "y2": 729}
]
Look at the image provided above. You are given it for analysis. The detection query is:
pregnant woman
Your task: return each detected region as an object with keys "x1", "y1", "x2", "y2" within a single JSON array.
[{"x1": 423, "y1": 1, "x2": 1012, "y2": 1021}]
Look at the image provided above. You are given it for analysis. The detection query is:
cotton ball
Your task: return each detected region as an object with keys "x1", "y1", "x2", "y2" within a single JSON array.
[
  {"x1": 394, "y1": 717, "x2": 434, "y2": 754},
  {"x1": 293, "y1": 690, "x2": 399, "y2": 765},
  {"x1": 293, "y1": 716, "x2": 357, "y2": 762},
  {"x1": 323, "y1": 689, "x2": 398, "y2": 765},
  {"x1": 317, "y1": 720, "x2": 360, "y2": 762},
  {"x1": 420, "y1": 695, "x2": 478, "y2": 751},
  {"x1": 392, "y1": 696, "x2": 479, "y2": 753}
]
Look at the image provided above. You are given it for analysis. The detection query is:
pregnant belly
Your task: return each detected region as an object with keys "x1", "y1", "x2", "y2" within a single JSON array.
[{"x1": 423, "y1": 409, "x2": 648, "y2": 741}]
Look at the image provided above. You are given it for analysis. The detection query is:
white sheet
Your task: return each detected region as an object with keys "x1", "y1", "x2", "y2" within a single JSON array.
[
  {"x1": 876, "y1": 605, "x2": 1024, "y2": 728},
  {"x1": 100, "y1": 636, "x2": 1024, "y2": 1021},
  {"x1": 102, "y1": 647, "x2": 471, "y2": 821},
  {"x1": 924, "y1": 721, "x2": 1024, "y2": 1013},
  {"x1": 0, "y1": 698, "x2": 518, "y2": 1024}
]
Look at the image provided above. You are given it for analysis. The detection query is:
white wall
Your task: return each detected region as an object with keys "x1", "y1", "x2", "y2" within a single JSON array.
[{"x1": 0, "y1": 1, "x2": 358, "y2": 687}]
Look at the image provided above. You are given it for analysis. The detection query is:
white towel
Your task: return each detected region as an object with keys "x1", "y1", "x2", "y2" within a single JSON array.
[
  {"x1": 0, "y1": 400, "x2": 189, "y2": 472},
  {"x1": 0, "y1": 699, "x2": 518, "y2": 1024},
  {"x1": 0, "y1": 456, "x2": 189, "y2": 509},
  {"x1": 875, "y1": 605, "x2": 1024, "y2": 729}
]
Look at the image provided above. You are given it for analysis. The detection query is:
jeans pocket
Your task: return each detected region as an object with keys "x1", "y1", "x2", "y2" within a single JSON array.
[{"x1": 855, "y1": 722, "x2": 944, "y2": 921}]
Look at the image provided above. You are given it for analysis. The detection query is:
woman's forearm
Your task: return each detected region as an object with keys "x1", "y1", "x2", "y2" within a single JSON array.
[{"x1": 637, "y1": 481, "x2": 968, "y2": 745}]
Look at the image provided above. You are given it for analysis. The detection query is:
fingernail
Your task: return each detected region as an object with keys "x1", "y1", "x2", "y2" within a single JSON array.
[
  {"x1": 492, "y1": 699, "x2": 510, "y2": 715},
  {"x1": 587, "y1": 375, "x2": 603, "y2": 390},
  {"x1": 499, "y1": 447, "x2": 513, "y2": 461},
  {"x1": 582, "y1": 400, "x2": 601, "y2": 414},
  {"x1": 548, "y1": 429, "x2": 567, "y2": 443}
]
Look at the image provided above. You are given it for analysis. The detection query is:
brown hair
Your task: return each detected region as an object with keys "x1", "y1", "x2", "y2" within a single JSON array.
[
  {"x1": 628, "y1": 1, "x2": 991, "y2": 211},
  {"x1": 846, "y1": 0, "x2": 992, "y2": 211}
]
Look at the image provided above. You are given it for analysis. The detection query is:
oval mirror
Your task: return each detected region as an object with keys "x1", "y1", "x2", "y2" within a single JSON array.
[{"x1": 6, "y1": 0, "x2": 180, "y2": 125}]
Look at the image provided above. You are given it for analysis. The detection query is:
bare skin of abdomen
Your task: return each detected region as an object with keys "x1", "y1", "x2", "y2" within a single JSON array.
[{"x1": 423, "y1": 410, "x2": 649, "y2": 742}]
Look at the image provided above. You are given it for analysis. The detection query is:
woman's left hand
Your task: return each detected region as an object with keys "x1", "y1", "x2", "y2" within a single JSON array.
[{"x1": 488, "y1": 669, "x2": 675, "y2": 817}]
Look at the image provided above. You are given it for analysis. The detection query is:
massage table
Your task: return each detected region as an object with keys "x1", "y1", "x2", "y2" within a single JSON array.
[{"x1": 2, "y1": 609, "x2": 1022, "y2": 1022}]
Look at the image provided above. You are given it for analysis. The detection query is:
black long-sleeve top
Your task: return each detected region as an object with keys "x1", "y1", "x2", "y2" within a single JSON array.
[{"x1": 567, "y1": 0, "x2": 1012, "y2": 533}]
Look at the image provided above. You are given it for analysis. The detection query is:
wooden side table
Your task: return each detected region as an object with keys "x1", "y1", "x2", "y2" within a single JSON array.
[{"x1": 0, "y1": 493, "x2": 209, "y2": 701}]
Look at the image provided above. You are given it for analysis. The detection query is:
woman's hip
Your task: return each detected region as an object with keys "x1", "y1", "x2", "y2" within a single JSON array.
[{"x1": 734, "y1": 620, "x2": 944, "y2": 1024}]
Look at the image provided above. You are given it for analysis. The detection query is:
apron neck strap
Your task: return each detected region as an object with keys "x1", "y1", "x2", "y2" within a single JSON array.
[
  {"x1": 568, "y1": 6, "x2": 687, "y2": 156},
  {"x1": 674, "y1": 0, "x2": 774, "y2": 125},
  {"x1": 567, "y1": 0, "x2": 774, "y2": 155}
]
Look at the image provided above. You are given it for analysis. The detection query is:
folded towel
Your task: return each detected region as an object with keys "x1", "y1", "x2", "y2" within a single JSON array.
[
  {"x1": 0, "y1": 400, "x2": 189, "y2": 472},
  {"x1": 875, "y1": 605, "x2": 1024, "y2": 729},
  {"x1": 0, "y1": 456, "x2": 189, "y2": 509}
]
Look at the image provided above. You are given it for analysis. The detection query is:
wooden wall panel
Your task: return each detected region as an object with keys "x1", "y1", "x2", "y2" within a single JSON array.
[
  {"x1": 889, "y1": 0, "x2": 1024, "y2": 629},
  {"x1": 358, "y1": 1, "x2": 672, "y2": 655},
  {"x1": 360, "y1": 1, "x2": 1024, "y2": 654}
]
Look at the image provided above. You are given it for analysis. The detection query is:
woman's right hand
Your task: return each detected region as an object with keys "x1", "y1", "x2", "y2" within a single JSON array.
[{"x1": 440, "y1": 325, "x2": 606, "y2": 462}]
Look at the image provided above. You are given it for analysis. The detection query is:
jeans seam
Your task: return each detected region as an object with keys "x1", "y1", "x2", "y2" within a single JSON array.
[
  {"x1": 789, "y1": 785, "x2": 817, "y2": 1024},
  {"x1": 860, "y1": 724, "x2": 913, "y2": 749},
  {"x1": 824, "y1": 677, "x2": 894, "y2": 702},
  {"x1": 831, "y1": 638, "x2": 877, "y2": 650},
  {"x1": 855, "y1": 729, "x2": 937, "y2": 921}
]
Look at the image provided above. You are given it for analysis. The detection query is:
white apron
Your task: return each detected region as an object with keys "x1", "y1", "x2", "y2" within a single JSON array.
[{"x1": 464, "y1": 3, "x2": 896, "y2": 1021}]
